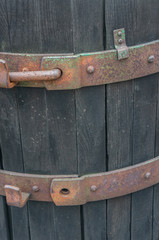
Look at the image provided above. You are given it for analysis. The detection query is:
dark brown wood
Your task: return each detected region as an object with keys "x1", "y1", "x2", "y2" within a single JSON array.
[
  {"x1": 0, "y1": 149, "x2": 10, "y2": 240},
  {"x1": 0, "y1": 0, "x2": 81, "y2": 239},
  {"x1": 105, "y1": 0, "x2": 134, "y2": 239},
  {"x1": 106, "y1": 82, "x2": 133, "y2": 240},
  {"x1": 0, "y1": 89, "x2": 31, "y2": 240},
  {"x1": 149, "y1": 7, "x2": 159, "y2": 240},
  {"x1": 105, "y1": 1, "x2": 159, "y2": 240},
  {"x1": 0, "y1": 197, "x2": 10, "y2": 240},
  {"x1": 129, "y1": 2, "x2": 159, "y2": 240},
  {"x1": 0, "y1": 0, "x2": 159, "y2": 240},
  {"x1": 72, "y1": 0, "x2": 106, "y2": 239},
  {"x1": 12, "y1": 0, "x2": 81, "y2": 239},
  {"x1": 154, "y1": 82, "x2": 159, "y2": 240},
  {"x1": 131, "y1": 75, "x2": 157, "y2": 240},
  {"x1": 0, "y1": 2, "x2": 16, "y2": 239}
]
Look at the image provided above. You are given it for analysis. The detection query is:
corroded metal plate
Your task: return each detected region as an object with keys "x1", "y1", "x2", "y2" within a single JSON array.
[
  {"x1": 0, "y1": 156, "x2": 159, "y2": 207},
  {"x1": 51, "y1": 156, "x2": 159, "y2": 205},
  {"x1": 0, "y1": 39, "x2": 159, "y2": 90}
]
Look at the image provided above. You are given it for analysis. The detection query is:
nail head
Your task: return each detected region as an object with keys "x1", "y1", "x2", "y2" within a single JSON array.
[
  {"x1": 90, "y1": 185, "x2": 97, "y2": 192},
  {"x1": 118, "y1": 39, "x2": 123, "y2": 44},
  {"x1": 144, "y1": 172, "x2": 151, "y2": 179},
  {"x1": 117, "y1": 31, "x2": 122, "y2": 37},
  {"x1": 148, "y1": 55, "x2": 155, "y2": 63},
  {"x1": 87, "y1": 65, "x2": 95, "y2": 74},
  {"x1": 32, "y1": 186, "x2": 40, "y2": 192}
]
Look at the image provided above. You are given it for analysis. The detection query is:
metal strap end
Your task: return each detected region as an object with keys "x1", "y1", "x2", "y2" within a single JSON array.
[{"x1": 4, "y1": 185, "x2": 30, "y2": 208}]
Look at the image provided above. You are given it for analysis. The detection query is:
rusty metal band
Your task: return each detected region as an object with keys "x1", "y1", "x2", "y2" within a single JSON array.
[
  {"x1": 0, "y1": 39, "x2": 158, "y2": 90},
  {"x1": 1, "y1": 156, "x2": 159, "y2": 207}
]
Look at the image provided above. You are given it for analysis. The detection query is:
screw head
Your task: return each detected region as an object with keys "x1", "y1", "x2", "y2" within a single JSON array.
[
  {"x1": 87, "y1": 65, "x2": 95, "y2": 74},
  {"x1": 90, "y1": 185, "x2": 97, "y2": 192},
  {"x1": 148, "y1": 55, "x2": 155, "y2": 63},
  {"x1": 32, "y1": 186, "x2": 40, "y2": 192},
  {"x1": 144, "y1": 172, "x2": 151, "y2": 179},
  {"x1": 118, "y1": 39, "x2": 123, "y2": 44},
  {"x1": 117, "y1": 31, "x2": 122, "y2": 37}
]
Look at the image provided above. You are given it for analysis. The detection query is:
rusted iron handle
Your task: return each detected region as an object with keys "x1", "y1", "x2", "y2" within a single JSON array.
[
  {"x1": 9, "y1": 69, "x2": 62, "y2": 82},
  {"x1": 0, "y1": 59, "x2": 62, "y2": 88},
  {"x1": 1, "y1": 156, "x2": 159, "y2": 207}
]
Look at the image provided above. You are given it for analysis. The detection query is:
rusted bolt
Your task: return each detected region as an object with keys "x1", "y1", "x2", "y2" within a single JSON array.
[
  {"x1": 147, "y1": 55, "x2": 155, "y2": 63},
  {"x1": 117, "y1": 31, "x2": 122, "y2": 37},
  {"x1": 144, "y1": 172, "x2": 151, "y2": 179},
  {"x1": 32, "y1": 186, "x2": 40, "y2": 192},
  {"x1": 87, "y1": 65, "x2": 95, "y2": 74},
  {"x1": 118, "y1": 39, "x2": 123, "y2": 44},
  {"x1": 90, "y1": 185, "x2": 97, "y2": 192}
]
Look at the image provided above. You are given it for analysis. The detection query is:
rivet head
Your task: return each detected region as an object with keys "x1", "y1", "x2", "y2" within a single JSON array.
[
  {"x1": 118, "y1": 39, "x2": 123, "y2": 44},
  {"x1": 87, "y1": 65, "x2": 95, "y2": 74},
  {"x1": 117, "y1": 31, "x2": 122, "y2": 37},
  {"x1": 90, "y1": 185, "x2": 97, "y2": 192},
  {"x1": 32, "y1": 186, "x2": 40, "y2": 192},
  {"x1": 148, "y1": 55, "x2": 155, "y2": 63},
  {"x1": 144, "y1": 172, "x2": 151, "y2": 179}
]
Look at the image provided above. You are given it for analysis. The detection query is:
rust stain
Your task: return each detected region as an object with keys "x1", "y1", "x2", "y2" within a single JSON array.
[
  {"x1": 51, "y1": 156, "x2": 159, "y2": 206},
  {"x1": 0, "y1": 39, "x2": 159, "y2": 90},
  {"x1": 0, "y1": 156, "x2": 159, "y2": 207}
]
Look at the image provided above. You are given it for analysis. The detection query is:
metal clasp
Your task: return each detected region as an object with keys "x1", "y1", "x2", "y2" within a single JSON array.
[
  {"x1": 4, "y1": 185, "x2": 30, "y2": 208},
  {"x1": 113, "y1": 28, "x2": 129, "y2": 60}
]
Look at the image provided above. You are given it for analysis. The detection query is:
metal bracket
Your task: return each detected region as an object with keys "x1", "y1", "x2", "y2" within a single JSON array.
[
  {"x1": 4, "y1": 185, "x2": 30, "y2": 208},
  {"x1": 0, "y1": 60, "x2": 16, "y2": 88},
  {"x1": 0, "y1": 29, "x2": 158, "y2": 90},
  {"x1": 50, "y1": 156, "x2": 159, "y2": 206},
  {"x1": 113, "y1": 28, "x2": 129, "y2": 60},
  {"x1": 0, "y1": 156, "x2": 159, "y2": 207}
]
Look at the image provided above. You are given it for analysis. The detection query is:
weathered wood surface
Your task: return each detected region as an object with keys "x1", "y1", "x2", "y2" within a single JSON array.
[
  {"x1": 0, "y1": 0, "x2": 159, "y2": 239},
  {"x1": 105, "y1": 1, "x2": 159, "y2": 240},
  {"x1": 72, "y1": 1, "x2": 106, "y2": 240}
]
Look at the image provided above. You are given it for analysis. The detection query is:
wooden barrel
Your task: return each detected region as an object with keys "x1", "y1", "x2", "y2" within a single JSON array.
[{"x1": 0, "y1": 1, "x2": 159, "y2": 240}]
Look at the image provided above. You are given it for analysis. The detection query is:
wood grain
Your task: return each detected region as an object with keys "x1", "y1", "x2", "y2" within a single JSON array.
[
  {"x1": 105, "y1": 0, "x2": 134, "y2": 239},
  {"x1": 105, "y1": 1, "x2": 159, "y2": 240},
  {"x1": 0, "y1": 0, "x2": 159, "y2": 240},
  {"x1": 0, "y1": 89, "x2": 30, "y2": 240},
  {"x1": 0, "y1": 148, "x2": 10, "y2": 240},
  {"x1": 72, "y1": 0, "x2": 106, "y2": 239}
]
